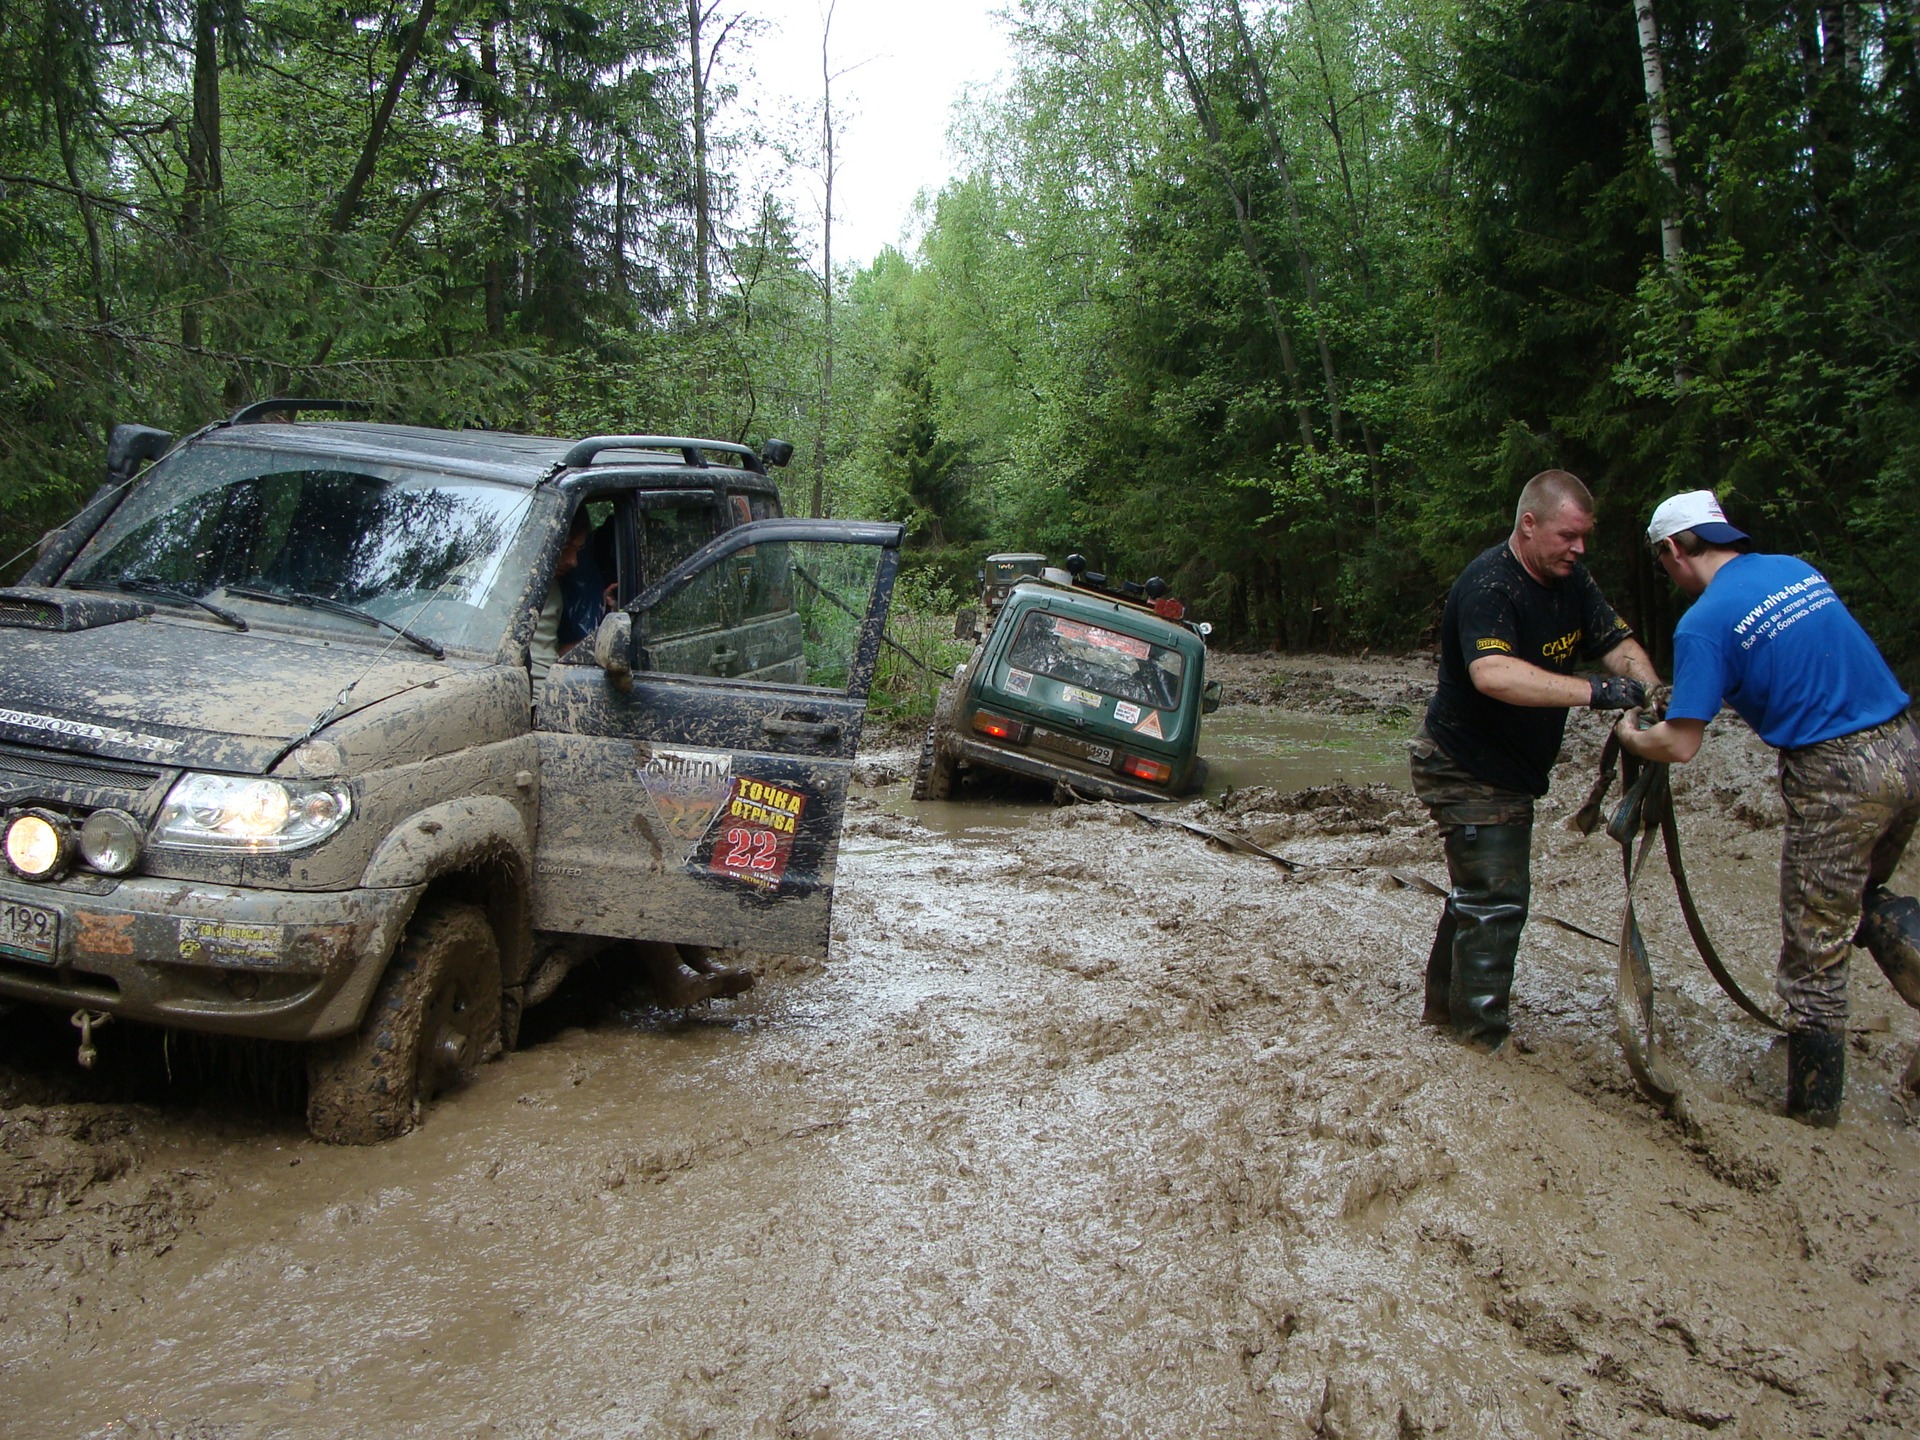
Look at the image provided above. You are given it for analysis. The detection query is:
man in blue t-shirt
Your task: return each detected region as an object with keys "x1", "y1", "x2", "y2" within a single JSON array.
[{"x1": 1617, "y1": 490, "x2": 1920, "y2": 1125}]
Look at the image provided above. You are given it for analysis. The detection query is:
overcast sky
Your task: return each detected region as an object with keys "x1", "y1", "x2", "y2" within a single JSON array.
[{"x1": 740, "y1": 0, "x2": 1016, "y2": 267}]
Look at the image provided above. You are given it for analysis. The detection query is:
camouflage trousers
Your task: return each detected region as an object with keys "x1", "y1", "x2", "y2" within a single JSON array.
[
  {"x1": 1407, "y1": 725, "x2": 1536, "y2": 830},
  {"x1": 1777, "y1": 710, "x2": 1920, "y2": 1033}
]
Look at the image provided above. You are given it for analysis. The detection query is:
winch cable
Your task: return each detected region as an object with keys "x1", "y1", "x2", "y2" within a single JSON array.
[
  {"x1": 1577, "y1": 731, "x2": 1784, "y2": 1102},
  {"x1": 1092, "y1": 792, "x2": 1616, "y2": 947},
  {"x1": 1094, "y1": 747, "x2": 1786, "y2": 1104}
]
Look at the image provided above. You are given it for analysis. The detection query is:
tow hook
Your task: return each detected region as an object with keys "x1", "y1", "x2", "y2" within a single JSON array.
[{"x1": 70, "y1": 1008, "x2": 112, "y2": 1068}]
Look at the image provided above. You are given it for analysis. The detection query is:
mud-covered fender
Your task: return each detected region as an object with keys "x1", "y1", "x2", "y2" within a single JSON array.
[{"x1": 359, "y1": 795, "x2": 534, "y2": 986}]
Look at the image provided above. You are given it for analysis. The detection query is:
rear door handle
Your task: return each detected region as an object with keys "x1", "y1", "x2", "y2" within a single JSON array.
[
  {"x1": 762, "y1": 714, "x2": 842, "y2": 743},
  {"x1": 708, "y1": 647, "x2": 739, "y2": 673}
]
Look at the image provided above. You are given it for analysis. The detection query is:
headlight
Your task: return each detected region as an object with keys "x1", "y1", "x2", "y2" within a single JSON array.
[
  {"x1": 5, "y1": 809, "x2": 74, "y2": 879},
  {"x1": 151, "y1": 774, "x2": 352, "y2": 852},
  {"x1": 79, "y1": 808, "x2": 143, "y2": 875}
]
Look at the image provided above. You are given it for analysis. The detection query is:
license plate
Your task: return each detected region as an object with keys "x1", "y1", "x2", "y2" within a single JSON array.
[
  {"x1": 1034, "y1": 729, "x2": 1115, "y2": 769},
  {"x1": 0, "y1": 899, "x2": 60, "y2": 963}
]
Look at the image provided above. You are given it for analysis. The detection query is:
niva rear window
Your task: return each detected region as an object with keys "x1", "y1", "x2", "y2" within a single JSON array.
[{"x1": 1006, "y1": 612, "x2": 1185, "y2": 711}]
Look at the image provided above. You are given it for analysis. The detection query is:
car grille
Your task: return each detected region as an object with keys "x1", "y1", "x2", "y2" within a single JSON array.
[{"x1": 0, "y1": 741, "x2": 169, "y2": 812}]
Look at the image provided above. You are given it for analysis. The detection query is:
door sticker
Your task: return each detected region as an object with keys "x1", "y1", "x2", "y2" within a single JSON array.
[
  {"x1": 1062, "y1": 685, "x2": 1103, "y2": 708},
  {"x1": 638, "y1": 747, "x2": 735, "y2": 843},
  {"x1": 1134, "y1": 710, "x2": 1165, "y2": 739},
  {"x1": 1113, "y1": 701, "x2": 1141, "y2": 724},
  {"x1": 1005, "y1": 668, "x2": 1033, "y2": 697},
  {"x1": 702, "y1": 776, "x2": 809, "y2": 892}
]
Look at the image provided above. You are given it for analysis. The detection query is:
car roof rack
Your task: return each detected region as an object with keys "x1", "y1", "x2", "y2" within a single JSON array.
[
  {"x1": 561, "y1": 435, "x2": 765, "y2": 474},
  {"x1": 228, "y1": 398, "x2": 369, "y2": 425}
]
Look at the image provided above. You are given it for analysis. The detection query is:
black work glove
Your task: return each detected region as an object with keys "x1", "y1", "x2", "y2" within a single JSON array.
[{"x1": 1588, "y1": 675, "x2": 1649, "y2": 711}]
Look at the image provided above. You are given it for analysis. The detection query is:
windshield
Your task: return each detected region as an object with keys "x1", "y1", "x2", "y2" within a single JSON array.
[
  {"x1": 65, "y1": 442, "x2": 543, "y2": 653},
  {"x1": 1006, "y1": 611, "x2": 1187, "y2": 711}
]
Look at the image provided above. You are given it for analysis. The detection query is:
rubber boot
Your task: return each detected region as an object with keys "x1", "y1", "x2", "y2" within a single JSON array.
[
  {"x1": 1442, "y1": 823, "x2": 1532, "y2": 1050},
  {"x1": 1786, "y1": 1028, "x2": 1845, "y2": 1128},
  {"x1": 1422, "y1": 907, "x2": 1456, "y2": 1026},
  {"x1": 1857, "y1": 886, "x2": 1920, "y2": 1010}
]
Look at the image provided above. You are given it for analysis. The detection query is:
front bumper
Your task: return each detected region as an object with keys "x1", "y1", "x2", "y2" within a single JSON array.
[
  {"x1": 0, "y1": 875, "x2": 420, "y2": 1042},
  {"x1": 950, "y1": 734, "x2": 1178, "y2": 806}
]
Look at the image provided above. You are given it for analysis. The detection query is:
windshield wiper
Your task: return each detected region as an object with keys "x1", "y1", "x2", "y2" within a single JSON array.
[
  {"x1": 224, "y1": 585, "x2": 444, "y2": 659},
  {"x1": 115, "y1": 575, "x2": 248, "y2": 631}
]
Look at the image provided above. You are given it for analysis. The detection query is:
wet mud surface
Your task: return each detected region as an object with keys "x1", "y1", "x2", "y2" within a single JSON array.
[{"x1": 6, "y1": 652, "x2": 1920, "y2": 1437}]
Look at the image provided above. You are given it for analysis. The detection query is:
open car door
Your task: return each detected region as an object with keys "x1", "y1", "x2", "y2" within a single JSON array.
[{"x1": 532, "y1": 519, "x2": 903, "y2": 955}]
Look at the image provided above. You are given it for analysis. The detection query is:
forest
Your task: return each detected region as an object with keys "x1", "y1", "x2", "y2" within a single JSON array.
[{"x1": 2, "y1": 0, "x2": 1916, "y2": 675}]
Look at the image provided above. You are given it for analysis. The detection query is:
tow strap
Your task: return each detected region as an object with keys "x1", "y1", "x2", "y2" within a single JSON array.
[
  {"x1": 1573, "y1": 732, "x2": 1783, "y2": 1101},
  {"x1": 1098, "y1": 737, "x2": 1784, "y2": 1104}
]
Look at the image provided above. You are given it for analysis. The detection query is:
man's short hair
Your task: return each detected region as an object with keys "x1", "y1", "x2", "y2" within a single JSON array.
[{"x1": 1515, "y1": 469, "x2": 1595, "y2": 529}]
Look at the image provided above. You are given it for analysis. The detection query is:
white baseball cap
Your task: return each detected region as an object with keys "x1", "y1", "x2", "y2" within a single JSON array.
[{"x1": 1647, "y1": 490, "x2": 1749, "y2": 547}]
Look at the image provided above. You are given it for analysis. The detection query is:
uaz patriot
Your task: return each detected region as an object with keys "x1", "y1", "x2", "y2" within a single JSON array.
[{"x1": 0, "y1": 402, "x2": 901, "y2": 1142}]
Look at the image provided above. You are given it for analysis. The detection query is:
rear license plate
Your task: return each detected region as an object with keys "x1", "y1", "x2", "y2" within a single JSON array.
[
  {"x1": 1033, "y1": 729, "x2": 1115, "y2": 769},
  {"x1": 0, "y1": 899, "x2": 60, "y2": 964}
]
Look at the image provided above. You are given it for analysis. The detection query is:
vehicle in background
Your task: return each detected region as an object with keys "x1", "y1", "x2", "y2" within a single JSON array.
[
  {"x1": 0, "y1": 401, "x2": 902, "y2": 1142},
  {"x1": 915, "y1": 557, "x2": 1220, "y2": 805}
]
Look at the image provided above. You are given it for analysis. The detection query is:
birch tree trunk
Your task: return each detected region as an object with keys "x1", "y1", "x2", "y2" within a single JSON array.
[{"x1": 811, "y1": 2, "x2": 838, "y2": 518}]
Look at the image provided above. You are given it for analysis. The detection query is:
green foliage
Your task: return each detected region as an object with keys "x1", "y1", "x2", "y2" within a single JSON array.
[{"x1": 8, "y1": 0, "x2": 1919, "y2": 685}]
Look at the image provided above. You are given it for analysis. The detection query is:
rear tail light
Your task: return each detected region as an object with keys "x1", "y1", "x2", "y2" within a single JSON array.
[
  {"x1": 1120, "y1": 753, "x2": 1172, "y2": 785},
  {"x1": 971, "y1": 710, "x2": 1028, "y2": 742}
]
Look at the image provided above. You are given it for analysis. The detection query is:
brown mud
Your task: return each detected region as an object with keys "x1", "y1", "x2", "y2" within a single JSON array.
[{"x1": 5, "y1": 652, "x2": 1920, "y2": 1438}]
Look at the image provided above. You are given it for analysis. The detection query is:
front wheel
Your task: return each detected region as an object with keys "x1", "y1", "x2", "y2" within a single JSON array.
[{"x1": 306, "y1": 901, "x2": 502, "y2": 1145}]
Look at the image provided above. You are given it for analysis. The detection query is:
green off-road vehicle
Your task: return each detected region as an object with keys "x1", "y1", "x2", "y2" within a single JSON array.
[
  {"x1": 914, "y1": 559, "x2": 1220, "y2": 805},
  {"x1": 0, "y1": 401, "x2": 901, "y2": 1142}
]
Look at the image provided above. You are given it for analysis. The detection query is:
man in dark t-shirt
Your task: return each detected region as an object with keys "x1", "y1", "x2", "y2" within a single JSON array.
[{"x1": 1411, "y1": 470, "x2": 1661, "y2": 1051}]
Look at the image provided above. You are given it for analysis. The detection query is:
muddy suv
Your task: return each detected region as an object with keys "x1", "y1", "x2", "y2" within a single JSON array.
[
  {"x1": 914, "y1": 564, "x2": 1219, "y2": 805},
  {"x1": 0, "y1": 401, "x2": 901, "y2": 1142}
]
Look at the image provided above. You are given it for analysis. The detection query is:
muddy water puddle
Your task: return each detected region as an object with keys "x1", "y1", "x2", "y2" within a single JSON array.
[{"x1": 863, "y1": 705, "x2": 1412, "y2": 838}]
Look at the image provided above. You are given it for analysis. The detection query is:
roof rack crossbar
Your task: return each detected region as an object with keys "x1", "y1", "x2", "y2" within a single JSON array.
[
  {"x1": 228, "y1": 398, "x2": 368, "y2": 425},
  {"x1": 561, "y1": 435, "x2": 765, "y2": 474}
]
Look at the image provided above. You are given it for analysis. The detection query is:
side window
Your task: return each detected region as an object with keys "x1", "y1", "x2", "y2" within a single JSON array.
[
  {"x1": 636, "y1": 538, "x2": 885, "y2": 694},
  {"x1": 534, "y1": 493, "x2": 624, "y2": 681},
  {"x1": 638, "y1": 498, "x2": 719, "y2": 587}
]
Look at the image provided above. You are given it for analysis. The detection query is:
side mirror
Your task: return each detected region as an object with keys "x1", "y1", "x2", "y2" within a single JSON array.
[
  {"x1": 954, "y1": 608, "x2": 978, "y2": 641},
  {"x1": 104, "y1": 423, "x2": 174, "y2": 489},
  {"x1": 761, "y1": 438, "x2": 795, "y2": 468},
  {"x1": 1201, "y1": 678, "x2": 1223, "y2": 715},
  {"x1": 593, "y1": 611, "x2": 633, "y2": 692}
]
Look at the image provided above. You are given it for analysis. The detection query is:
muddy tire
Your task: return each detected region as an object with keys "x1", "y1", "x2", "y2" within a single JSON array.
[
  {"x1": 912, "y1": 723, "x2": 955, "y2": 801},
  {"x1": 305, "y1": 901, "x2": 503, "y2": 1145}
]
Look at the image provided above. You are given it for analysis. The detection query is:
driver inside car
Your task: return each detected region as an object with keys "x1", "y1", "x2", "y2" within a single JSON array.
[{"x1": 530, "y1": 509, "x2": 616, "y2": 681}]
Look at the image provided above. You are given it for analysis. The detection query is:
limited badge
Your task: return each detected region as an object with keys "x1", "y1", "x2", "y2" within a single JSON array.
[
  {"x1": 1113, "y1": 701, "x2": 1142, "y2": 724},
  {"x1": 1063, "y1": 685, "x2": 1103, "y2": 708},
  {"x1": 1006, "y1": 668, "x2": 1033, "y2": 697},
  {"x1": 702, "y1": 777, "x2": 808, "y2": 892},
  {"x1": 638, "y1": 747, "x2": 734, "y2": 843},
  {"x1": 1134, "y1": 710, "x2": 1165, "y2": 739}
]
